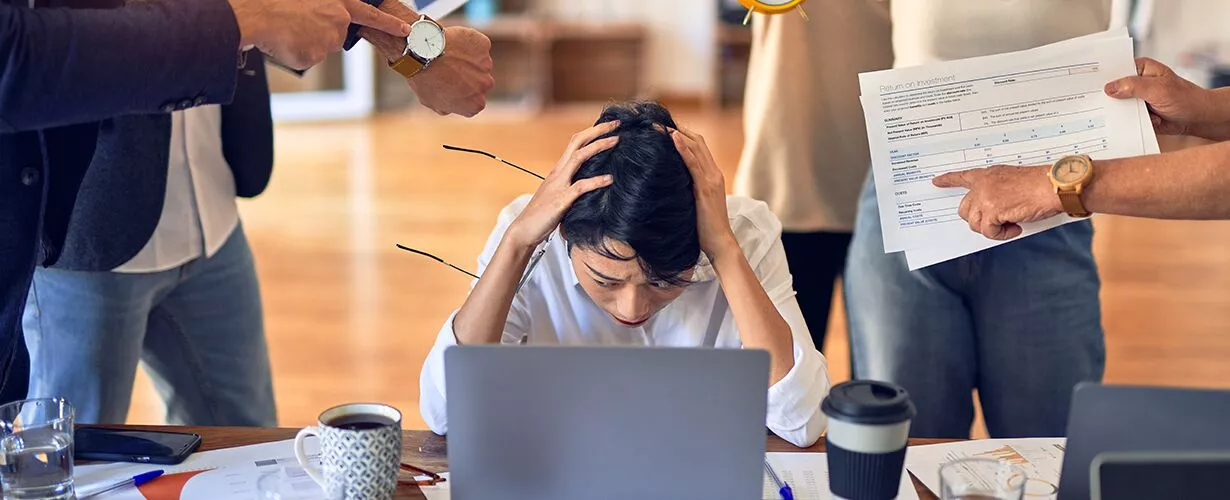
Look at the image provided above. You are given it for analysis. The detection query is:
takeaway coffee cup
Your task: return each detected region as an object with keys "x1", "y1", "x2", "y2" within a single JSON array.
[{"x1": 822, "y1": 380, "x2": 917, "y2": 500}]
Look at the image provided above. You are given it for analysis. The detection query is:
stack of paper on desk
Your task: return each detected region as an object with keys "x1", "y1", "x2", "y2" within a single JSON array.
[
  {"x1": 858, "y1": 28, "x2": 1160, "y2": 269},
  {"x1": 73, "y1": 438, "x2": 329, "y2": 500},
  {"x1": 904, "y1": 438, "x2": 1067, "y2": 499}
]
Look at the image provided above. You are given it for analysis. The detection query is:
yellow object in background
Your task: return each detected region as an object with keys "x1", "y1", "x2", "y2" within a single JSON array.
[{"x1": 738, "y1": 0, "x2": 809, "y2": 24}]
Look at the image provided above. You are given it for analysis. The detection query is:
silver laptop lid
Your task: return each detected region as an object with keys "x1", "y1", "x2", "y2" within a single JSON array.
[
  {"x1": 1090, "y1": 451, "x2": 1230, "y2": 500},
  {"x1": 1059, "y1": 383, "x2": 1230, "y2": 500},
  {"x1": 445, "y1": 345, "x2": 771, "y2": 500}
]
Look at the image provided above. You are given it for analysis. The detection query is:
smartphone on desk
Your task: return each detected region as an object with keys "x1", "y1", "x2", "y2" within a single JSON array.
[{"x1": 74, "y1": 428, "x2": 202, "y2": 465}]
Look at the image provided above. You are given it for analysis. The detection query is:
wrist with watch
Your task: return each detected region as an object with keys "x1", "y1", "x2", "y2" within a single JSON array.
[
  {"x1": 1047, "y1": 154, "x2": 1095, "y2": 218},
  {"x1": 343, "y1": 0, "x2": 446, "y2": 79}
]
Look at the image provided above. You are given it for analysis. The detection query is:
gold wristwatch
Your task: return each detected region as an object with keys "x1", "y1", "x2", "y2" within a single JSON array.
[
  {"x1": 1048, "y1": 154, "x2": 1095, "y2": 218},
  {"x1": 389, "y1": 15, "x2": 446, "y2": 79}
]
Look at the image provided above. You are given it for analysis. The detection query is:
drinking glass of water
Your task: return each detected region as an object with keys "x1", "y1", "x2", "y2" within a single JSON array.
[
  {"x1": 0, "y1": 398, "x2": 75, "y2": 500},
  {"x1": 939, "y1": 457, "x2": 1026, "y2": 500}
]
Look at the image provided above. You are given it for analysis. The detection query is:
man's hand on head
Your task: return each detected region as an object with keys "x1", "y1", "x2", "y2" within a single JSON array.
[{"x1": 230, "y1": 0, "x2": 410, "y2": 70}]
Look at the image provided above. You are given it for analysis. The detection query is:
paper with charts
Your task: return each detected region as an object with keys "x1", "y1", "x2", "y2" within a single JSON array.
[
  {"x1": 73, "y1": 438, "x2": 327, "y2": 500},
  {"x1": 762, "y1": 452, "x2": 919, "y2": 500},
  {"x1": 858, "y1": 28, "x2": 1160, "y2": 269},
  {"x1": 74, "y1": 437, "x2": 452, "y2": 500},
  {"x1": 904, "y1": 438, "x2": 1066, "y2": 499}
]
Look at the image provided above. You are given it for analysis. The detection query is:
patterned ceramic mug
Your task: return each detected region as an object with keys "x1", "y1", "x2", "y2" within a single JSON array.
[{"x1": 294, "y1": 403, "x2": 403, "y2": 500}]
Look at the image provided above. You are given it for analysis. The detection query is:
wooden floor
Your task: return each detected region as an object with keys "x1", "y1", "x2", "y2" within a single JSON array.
[{"x1": 126, "y1": 107, "x2": 1230, "y2": 433}]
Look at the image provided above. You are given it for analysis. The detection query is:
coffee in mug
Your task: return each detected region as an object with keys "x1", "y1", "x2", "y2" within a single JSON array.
[
  {"x1": 294, "y1": 403, "x2": 403, "y2": 500},
  {"x1": 822, "y1": 380, "x2": 916, "y2": 500}
]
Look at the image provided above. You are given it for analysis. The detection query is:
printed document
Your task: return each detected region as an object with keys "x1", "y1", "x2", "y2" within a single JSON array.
[
  {"x1": 74, "y1": 438, "x2": 322, "y2": 500},
  {"x1": 858, "y1": 28, "x2": 1159, "y2": 268},
  {"x1": 904, "y1": 438, "x2": 1067, "y2": 499}
]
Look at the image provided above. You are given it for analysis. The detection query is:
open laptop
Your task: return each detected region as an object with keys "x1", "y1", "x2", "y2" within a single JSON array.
[
  {"x1": 1058, "y1": 383, "x2": 1230, "y2": 500},
  {"x1": 1090, "y1": 450, "x2": 1230, "y2": 500},
  {"x1": 444, "y1": 345, "x2": 771, "y2": 500}
]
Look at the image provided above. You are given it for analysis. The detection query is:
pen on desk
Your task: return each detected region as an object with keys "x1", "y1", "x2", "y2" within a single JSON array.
[
  {"x1": 764, "y1": 460, "x2": 793, "y2": 500},
  {"x1": 78, "y1": 470, "x2": 164, "y2": 499}
]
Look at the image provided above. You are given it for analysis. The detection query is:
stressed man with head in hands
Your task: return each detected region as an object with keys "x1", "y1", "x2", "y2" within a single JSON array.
[{"x1": 418, "y1": 102, "x2": 831, "y2": 447}]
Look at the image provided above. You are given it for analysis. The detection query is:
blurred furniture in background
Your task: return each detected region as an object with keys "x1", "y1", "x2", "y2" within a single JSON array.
[
  {"x1": 712, "y1": 0, "x2": 752, "y2": 109},
  {"x1": 268, "y1": 0, "x2": 779, "y2": 119},
  {"x1": 266, "y1": 45, "x2": 376, "y2": 122},
  {"x1": 1184, "y1": 42, "x2": 1230, "y2": 88},
  {"x1": 376, "y1": 0, "x2": 649, "y2": 114}
]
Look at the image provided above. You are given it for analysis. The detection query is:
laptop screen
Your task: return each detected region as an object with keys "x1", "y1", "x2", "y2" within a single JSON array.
[{"x1": 1093, "y1": 453, "x2": 1230, "y2": 500}]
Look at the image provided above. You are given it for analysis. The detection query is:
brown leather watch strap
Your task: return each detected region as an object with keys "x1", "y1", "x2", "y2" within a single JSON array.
[
  {"x1": 1058, "y1": 190, "x2": 1090, "y2": 218},
  {"x1": 389, "y1": 56, "x2": 425, "y2": 79}
]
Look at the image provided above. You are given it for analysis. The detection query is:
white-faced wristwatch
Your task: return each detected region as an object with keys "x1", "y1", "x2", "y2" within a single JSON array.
[{"x1": 389, "y1": 15, "x2": 446, "y2": 79}]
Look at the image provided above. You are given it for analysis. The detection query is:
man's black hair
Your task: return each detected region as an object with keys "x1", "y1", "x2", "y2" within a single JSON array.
[{"x1": 560, "y1": 101, "x2": 700, "y2": 286}]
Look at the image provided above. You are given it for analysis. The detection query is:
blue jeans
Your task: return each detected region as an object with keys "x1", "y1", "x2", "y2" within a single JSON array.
[
  {"x1": 844, "y1": 172, "x2": 1104, "y2": 438},
  {"x1": 22, "y1": 225, "x2": 276, "y2": 426}
]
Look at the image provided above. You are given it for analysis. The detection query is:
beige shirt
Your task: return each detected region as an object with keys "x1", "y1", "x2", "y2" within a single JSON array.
[
  {"x1": 735, "y1": 0, "x2": 1116, "y2": 233},
  {"x1": 734, "y1": 1, "x2": 894, "y2": 233},
  {"x1": 891, "y1": 0, "x2": 1114, "y2": 69}
]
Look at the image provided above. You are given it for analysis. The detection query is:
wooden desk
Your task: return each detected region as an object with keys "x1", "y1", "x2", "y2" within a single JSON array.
[{"x1": 101, "y1": 425, "x2": 949, "y2": 499}]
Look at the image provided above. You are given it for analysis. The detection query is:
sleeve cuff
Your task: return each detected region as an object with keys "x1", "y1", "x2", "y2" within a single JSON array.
[
  {"x1": 765, "y1": 344, "x2": 831, "y2": 446},
  {"x1": 343, "y1": 23, "x2": 363, "y2": 51},
  {"x1": 420, "y1": 310, "x2": 463, "y2": 435},
  {"x1": 343, "y1": 0, "x2": 388, "y2": 51}
]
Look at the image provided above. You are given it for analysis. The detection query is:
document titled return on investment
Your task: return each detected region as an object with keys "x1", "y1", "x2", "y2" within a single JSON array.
[{"x1": 858, "y1": 28, "x2": 1159, "y2": 270}]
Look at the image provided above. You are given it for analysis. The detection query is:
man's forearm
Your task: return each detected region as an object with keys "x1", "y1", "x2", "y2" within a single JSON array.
[
  {"x1": 452, "y1": 238, "x2": 533, "y2": 345},
  {"x1": 356, "y1": 0, "x2": 417, "y2": 61},
  {"x1": 709, "y1": 242, "x2": 795, "y2": 386},
  {"x1": 0, "y1": 1, "x2": 240, "y2": 133},
  {"x1": 1182, "y1": 87, "x2": 1230, "y2": 142},
  {"x1": 1085, "y1": 140, "x2": 1230, "y2": 219},
  {"x1": 1208, "y1": 88, "x2": 1230, "y2": 124}
]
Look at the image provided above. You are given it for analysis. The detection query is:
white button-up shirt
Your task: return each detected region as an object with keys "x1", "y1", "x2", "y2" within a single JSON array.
[
  {"x1": 112, "y1": 105, "x2": 239, "y2": 273},
  {"x1": 420, "y1": 195, "x2": 832, "y2": 447}
]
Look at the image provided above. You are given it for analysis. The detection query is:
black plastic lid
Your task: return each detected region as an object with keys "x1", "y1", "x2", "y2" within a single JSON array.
[{"x1": 821, "y1": 380, "x2": 917, "y2": 425}]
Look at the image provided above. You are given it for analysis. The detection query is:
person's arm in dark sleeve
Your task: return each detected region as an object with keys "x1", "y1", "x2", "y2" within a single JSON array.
[
  {"x1": 222, "y1": 50, "x2": 274, "y2": 198},
  {"x1": 0, "y1": 0, "x2": 241, "y2": 133}
]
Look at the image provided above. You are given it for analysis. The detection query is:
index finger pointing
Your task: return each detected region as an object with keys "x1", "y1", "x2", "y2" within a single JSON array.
[
  {"x1": 932, "y1": 170, "x2": 971, "y2": 189},
  {"x1": 344, "y1": 0, "x2": 411, "y2": 37}
]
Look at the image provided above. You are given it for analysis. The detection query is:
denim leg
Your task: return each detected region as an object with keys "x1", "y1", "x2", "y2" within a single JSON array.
[
  {"x1": 844, "y1": 172, "x2": 979, "y2": 438},
  {"x1": 22, "y1": 267, "x2": 175, "y2": 424},
  {"x1": 140, "y1": 225, "x2": 278, "y2": 427},
  {"x1": 969, "y1": 221, "x2": 1106, "y2": 438}
]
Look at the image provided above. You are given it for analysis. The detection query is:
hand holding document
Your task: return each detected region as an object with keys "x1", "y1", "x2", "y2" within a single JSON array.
[{"x1": 858, "y1": 28, "x2": 1160, "y2": 269}]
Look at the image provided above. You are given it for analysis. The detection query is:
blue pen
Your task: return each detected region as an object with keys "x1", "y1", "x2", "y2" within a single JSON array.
[
  {"x1": 764, "y1": 460, "x2": 793, "y2": 500},
  {"x1": 78, "y1": 470, "x2": 164, "y2": 499}
]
